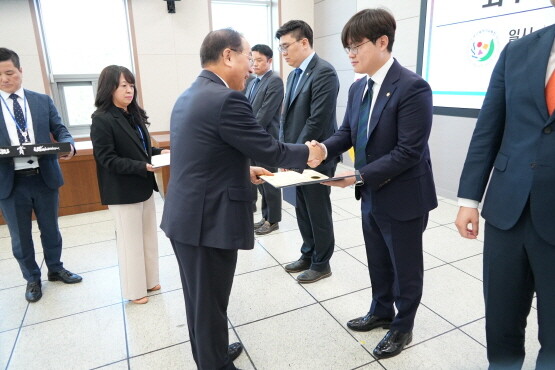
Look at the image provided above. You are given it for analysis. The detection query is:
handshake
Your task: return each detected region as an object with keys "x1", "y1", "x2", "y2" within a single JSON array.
[{"x1": 305, "y1": 140, "x2": 326, "y2": 168}]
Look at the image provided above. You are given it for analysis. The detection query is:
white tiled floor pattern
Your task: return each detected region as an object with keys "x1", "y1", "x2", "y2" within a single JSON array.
[{"x1": 0, "y1": 170, "x2": 541, "y2": 369}]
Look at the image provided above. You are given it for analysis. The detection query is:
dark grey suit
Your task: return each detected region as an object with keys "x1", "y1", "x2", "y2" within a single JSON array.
[
  {"x1": 160, "y1": 70, "x2": 309, "y2": 370},
  {"x1": 246, "y1": 71, "x2": 284, "y2": 224},
  {"x1": 281, "y1": 54, "x2": 340, "y2": 272}
]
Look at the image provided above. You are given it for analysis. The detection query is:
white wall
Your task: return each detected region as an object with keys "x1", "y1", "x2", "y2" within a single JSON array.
[
  {"x1": 0, "y1": 0, "x2": 46, "y2": 94},
  {"x1": 129, "y1": 0, "x2": 211, "y2": 132}
]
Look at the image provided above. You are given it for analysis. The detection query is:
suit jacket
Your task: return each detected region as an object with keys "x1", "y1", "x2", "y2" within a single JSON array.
[
  {"x1": 458, "y1": 24, "x2": 555, "y2": 245},
  {"x1": 160, "y1": 70, "x2": 308, "y2": 250},
  {"x1": 325, "y1": 59, "x2": 437, "y2": 221},
  {"x1": 90, "y1": 105, "x2": 161, "y2": 205},
  {"x1": 281, "y1": 54, "x2": 340, "y2": 170},
  {"x1": 246, "y1": 71, "x2": 283, "y2": 140},
  {"x1": 0, "y1": 89, "x2": 74, "y2": 200}
]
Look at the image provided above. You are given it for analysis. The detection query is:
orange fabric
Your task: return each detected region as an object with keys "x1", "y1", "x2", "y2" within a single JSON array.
[{"x1": 546, "y1": 69, "x2": 555, "y2": 115}]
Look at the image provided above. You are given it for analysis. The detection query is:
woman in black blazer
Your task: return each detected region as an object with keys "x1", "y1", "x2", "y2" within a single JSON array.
[{"x1": 90, "y1": 65, "x2": 169, "y2": 304}]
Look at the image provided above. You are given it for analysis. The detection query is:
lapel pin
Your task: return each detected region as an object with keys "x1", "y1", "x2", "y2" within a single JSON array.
[{"x1": 386, "y1": 92, "x2": 391, "y2": 97}]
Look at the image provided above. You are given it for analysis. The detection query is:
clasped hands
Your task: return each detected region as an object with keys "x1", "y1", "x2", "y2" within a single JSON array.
[{"x1": 305, "y1": 140, "x2": 325, "y2": 168}]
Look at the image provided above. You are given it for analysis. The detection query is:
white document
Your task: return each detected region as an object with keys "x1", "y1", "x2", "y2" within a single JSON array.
[
  {"x1": 151, "y1": 152, "x2": 170, "y2": 168},
  {"x1": 259, "y1": 169, "x2": 330, "y2": 188}
]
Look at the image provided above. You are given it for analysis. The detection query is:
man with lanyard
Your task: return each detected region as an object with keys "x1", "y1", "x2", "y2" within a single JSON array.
[{"x1": 0, "y1": 47, "x2": 82, "y2": 303}]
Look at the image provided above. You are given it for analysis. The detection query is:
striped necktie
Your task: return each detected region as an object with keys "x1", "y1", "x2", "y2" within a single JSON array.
[{"x1": 354, "y1": 79, "x2": 374, "y2": 169}]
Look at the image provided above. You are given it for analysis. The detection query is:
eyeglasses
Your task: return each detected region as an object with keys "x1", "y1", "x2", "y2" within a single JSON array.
[
  {"x1": 278, "y1": 40, "x2": 301, "y2": 53},
  {"x1": 344, "y1": 39, "x2": 372, "y2": 55},
  {"x1": 231, "y1": 49, "x2": 254, "y2": 66}
]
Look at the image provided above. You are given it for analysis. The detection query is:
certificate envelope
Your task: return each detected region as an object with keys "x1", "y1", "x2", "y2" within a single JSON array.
[
  {"x1": 260, "y1": 169, "x2": 360, "y2": 188},
  {"x1": 151, "y1": 153, "x2": 170, "y2": 168}
]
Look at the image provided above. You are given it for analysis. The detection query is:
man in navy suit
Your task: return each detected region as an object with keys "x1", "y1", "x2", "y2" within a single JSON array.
[
  {"x1": 0, "y1": 48, "x2": 82, "y2": 303},
  {"x1": 160, "y1": 29, "x2": 323, "y2": 370},
  {"x1": 455, "y1": 3, "x2": 555, "y2": 367},
  {"x1": 277, "y1": 20, "x2": 340, "y2": 284},
  {"x1": 246, "y1": 44, "x2": 284, "y2": 235},
  {"x1": 315, "y1": 9, "x2": 436, "y2": 358}
]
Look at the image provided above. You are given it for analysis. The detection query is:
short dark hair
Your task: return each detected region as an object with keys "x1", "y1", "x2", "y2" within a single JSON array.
[
  {"x1": 93, "y1": 65, "x2": 149, "y2": 126},
  {"x1": 275, "y1": 20, "x2": 313, "y2": 47},
  {"x1": 251, "y1": 44, "x2": 273, "y2": 59},
  {"x1": 200, "y1": 28, "x2": 243, "y2": 67},
  {"x1": 341, "y1": 9, "x2": 396, "y2": 53},
  {"x1": 0, "y1": 48, "x2": 21, "y2": 69}
]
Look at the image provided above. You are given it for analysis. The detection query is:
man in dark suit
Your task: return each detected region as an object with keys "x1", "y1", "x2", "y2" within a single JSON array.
[
  {"x1": 0, "y1": 48, "x2": 82, "y2": 303},
  {"x1": 315, "y1": 9, "x2": 436, "y2": 358},
  {"x1": 246, "y1": 44, "x2": 284, "y2": 235},
  {"x1": 455, "y1": 4, "x2": 555, "y2": 367},
  {"x1": 276, "y1": 20, "x2": 340, "y2": 284},
  {"x1": 160, "y1": 29, "x2": 323, "y2": 370}
]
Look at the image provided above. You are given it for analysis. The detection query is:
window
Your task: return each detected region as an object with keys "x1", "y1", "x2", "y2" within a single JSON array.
[
  {"x1": 35, "y1": 0, "x2": 134, "y2": 136},
  {"x1": 211, "y1": 0, "x2": 279, "y2": 71}
]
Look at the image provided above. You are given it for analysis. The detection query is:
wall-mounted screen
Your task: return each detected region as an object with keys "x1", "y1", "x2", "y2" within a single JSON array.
[{"x1": 417, "y1": 0, "x2": 554, "y2": 117}]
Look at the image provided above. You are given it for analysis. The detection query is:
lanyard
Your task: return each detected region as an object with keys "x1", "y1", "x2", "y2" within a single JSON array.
[
  {"x1": 0, "y1": 93, "x2": 29, "y2": 137},
  {"x1": 136, "y1": 124, "x2": 147, "y2": 152}
]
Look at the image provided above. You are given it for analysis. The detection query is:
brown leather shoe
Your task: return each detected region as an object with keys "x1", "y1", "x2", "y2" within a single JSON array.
[
  {"x1": 132, "y1": 296, "x2": 149, "y2": 304},
  {"x1": 255, "y1": 221, "x2": 279, "y2": 235},
  {"x1": 147, "y1": 284, "x2": 161, "y2": 292},
  {"x1": 254, "y1": 218, "x2": 266, "y2": 228}
]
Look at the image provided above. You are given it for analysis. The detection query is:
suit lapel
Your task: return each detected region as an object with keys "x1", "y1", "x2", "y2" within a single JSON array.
[
  {"x1": 251, "y1": 73, "x2": 270, "y2": 106},
  {"x1": 112, "y1": 107, "x2": 148, "y2": 158},
  {"x1": 290, "y1": 55, "x2": 318, "y2": 107},
  {"x1": 367, "y1": 60, "x2": 400, "y2": 140},
  {"x1": 527, "y1": 25, "x2": 555, "y2": 124},
  {"x1": 0, "y1": 102, "x2": 10, "y2": 146},
  {"x1": 25, "y1": 90, "x2": 44, "y2": 142}
]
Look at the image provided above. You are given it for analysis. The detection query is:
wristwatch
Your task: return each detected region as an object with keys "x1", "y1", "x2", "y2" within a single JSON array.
[{"x1": 354, "y1": 170, "x2": 364, "y2": 185}]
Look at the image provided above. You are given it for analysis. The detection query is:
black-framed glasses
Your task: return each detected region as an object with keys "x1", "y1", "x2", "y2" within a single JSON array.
[
  {"x1": 231, "y1": 49, "x2": 254, "y2": 66},
  {"x1": 278, "y1": 40, "x2": 302, "y2": 53},
  {"x1": 344, "y1": 39, "x2": 372, "y2": 55}
]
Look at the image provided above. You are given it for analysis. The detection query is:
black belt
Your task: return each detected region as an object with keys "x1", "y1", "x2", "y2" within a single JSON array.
[{"x1": 15, "y1": 168, "x2": 40, "y2": 177}]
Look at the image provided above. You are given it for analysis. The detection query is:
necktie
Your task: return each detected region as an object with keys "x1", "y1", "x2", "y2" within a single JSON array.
[
  {"x1": 9, "y1": 93, "x2": 29, "y2": 144},
  {"x1": 546, "y1": 69, "x2": 555, "y2": 116},
  {"x1": 249, "y1": 78, "x2": 261, "y2": 103},
  {"x1": 288, "y1": 68, "x2": 302, "y2": 105},
  {"x1": 354, "y1": 79, "x2": 374, "y2": 169}
]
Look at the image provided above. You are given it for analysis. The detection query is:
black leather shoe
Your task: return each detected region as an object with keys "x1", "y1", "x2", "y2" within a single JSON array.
[
  {"x1": 373, "y1": 330, "x2": 412, "y2": 359},
  {"x1": 254, "y1": 218, "x2": 266, "y2": 228},
  {"x1": 347, "y1": 313, "x2": 392, "y2": 332},
  {"x1": 228, "y1": 342, "x2": 243, "y2": 362},
  {"x1": 25, "y1": 281, "x2": 42, "y2": 302},
  {"x1": 284, "y1": 258, "x2": 311, "y2": 273},
  {"x1": 297, "y1": 266, "x2": 331, "y2": 284},
  {"x1": 47, "y1": 269, "x2": 83, "y2": 284}
]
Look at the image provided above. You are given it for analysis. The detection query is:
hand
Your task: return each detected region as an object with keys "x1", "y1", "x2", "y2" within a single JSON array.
[
  {"x1": 306, "y1": 141, "x2": 325, "y2": 168},
  {"x1": 146, "y1": 163, "x2": 160, "y2": 172},
  {"x1": 60, "y1": 144, "x2": 75, "y2": 160},
  {"x1": 455, "y1": 206, "x2": 480, "y2": 239},
  {"x1": 250, "y1": 166, "x2": 272, "y2": 184},
  {"x1": 161, "y1": 149, "x2": 170, "y2": 154},
  {"x1": 321, "y1": 170, "x2": 356, "y2": 188}
]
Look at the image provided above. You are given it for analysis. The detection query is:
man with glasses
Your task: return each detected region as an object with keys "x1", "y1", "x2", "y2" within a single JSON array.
[
  {"x1": 246, "y1": 44, "x2": 284, "y2": 235},
  {"x1": 276, "y1": 20, "x2": 340, "y2": 284},
  {"x1": 161, "y1": 29, "x2": 324, "y2": 370},
  {"x1": 312, "y1": 9, "x2": 436, "y2": 358}
]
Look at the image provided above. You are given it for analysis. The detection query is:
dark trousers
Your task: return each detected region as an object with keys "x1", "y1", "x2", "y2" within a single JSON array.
[
  {"x1": 484, "y1": 203, "x2": 555, "y2": 370},
  {"x1": 295, "y1": 165, "x2": 335, "y2": 272},
  {"x1": 252, "y1": 161, "x2": 281, "y2": 224},
  {"x1": 171, "y1": 240, "x2": 238, "y2": 370},
  {"x1": 361, "y1": 190, "x2": 427, "y2": 333},
  {"x1": 0, "y1": 174, "x2": 63, "y2": 283}
]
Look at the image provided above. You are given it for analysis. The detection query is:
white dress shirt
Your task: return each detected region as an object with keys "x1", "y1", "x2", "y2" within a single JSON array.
[{"x1": 0, "y1": 87, "x2": 39, "y2": 170}]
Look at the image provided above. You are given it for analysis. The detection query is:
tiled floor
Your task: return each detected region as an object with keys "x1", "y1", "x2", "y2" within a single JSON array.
[{"x1": 0, "y1": 164, "x2": 541, "y2": 370}]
